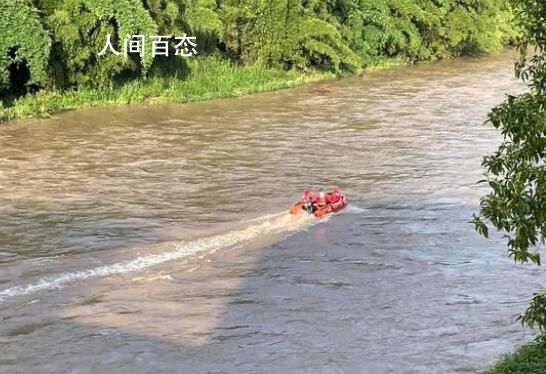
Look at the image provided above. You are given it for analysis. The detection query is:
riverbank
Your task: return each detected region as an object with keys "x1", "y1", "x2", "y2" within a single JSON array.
[
  {"x1": 0, "y1": 56, "x2": 414, "y2": 124},
  {"x1": 0, "y1": 59, "x2": 333, "y2": 124},
  {"x1": 487, "y1": 342, "x2": 546, "y2": 373},
  {"x1": 2, "y1": 0, "x2": 517, "y2": 125}
]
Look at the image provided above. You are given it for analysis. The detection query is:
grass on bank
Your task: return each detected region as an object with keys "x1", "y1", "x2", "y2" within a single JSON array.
[
  {"x1": 0, "y1": 54, "x2": 414, "y2": 124},
  {"x1": 0, "y1": 58, "x2": 336, "y2": 123},
  {"x1": 487, "y1": 342, "x2": 546, "y2": 374}
]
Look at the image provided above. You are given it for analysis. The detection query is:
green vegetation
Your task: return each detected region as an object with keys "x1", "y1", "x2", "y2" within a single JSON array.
[
  {"x1": 0, "y1": 0, "x2": 518, "y2": 122},
  {"x1": 473, "y1": 0, "x2": 546, "y2": 315},
  {"x1": 0, "y1": 57, "x2": 332, "y2": 122},
  {"x1": 473, "y1": 0, "x2": 546, "y2": 369},
  {"x1": 0, "y1": 0, "x2": 50, "y2": 89},
  {"x1": 487, "y1": 343, "x2": 546, "y2": 374}
]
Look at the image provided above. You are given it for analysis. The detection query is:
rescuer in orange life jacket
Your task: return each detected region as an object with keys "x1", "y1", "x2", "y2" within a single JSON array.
[
  {"x1": 314, "y1": 191, "x2": 328, "y2": 208},
  {"x1": 326, "y1": 186, "x2": 341, "y2": 203},
  {"x1": 300, "y1": 187, "x2": 342, "y2": 212},
  {"x1": 300, "y1": 188, "x2": 313, "y2": 212}
]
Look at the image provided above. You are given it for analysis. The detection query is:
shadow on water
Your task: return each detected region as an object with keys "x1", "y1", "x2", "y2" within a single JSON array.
[
  {"x1": 0, "y1": 49, "x2": 539, "y2": 373},
  {"x1": 0, "y1": 200, "x2": 541, "y2": 373}
]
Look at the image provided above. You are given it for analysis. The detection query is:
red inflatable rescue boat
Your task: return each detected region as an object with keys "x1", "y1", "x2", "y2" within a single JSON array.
[{"x1": 289, "y1": 189, "x2": 348, "y2": 218}]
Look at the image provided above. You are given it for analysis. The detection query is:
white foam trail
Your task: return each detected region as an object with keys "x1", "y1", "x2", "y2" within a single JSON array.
[
  {"x1": 0, "y1": 211, "x2": 315, "y2": 303},
  {"x1": 345, "y1": 205, "x2": 366, "y2": 214}
]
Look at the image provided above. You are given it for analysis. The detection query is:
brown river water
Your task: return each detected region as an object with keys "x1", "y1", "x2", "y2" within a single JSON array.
[{"x1": 0, "y1": 51, "x2": 539, "y2": 373}]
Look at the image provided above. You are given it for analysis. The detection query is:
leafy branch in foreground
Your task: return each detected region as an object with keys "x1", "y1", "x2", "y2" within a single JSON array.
[{"x1": 473, "y1": 0, "x2": 546, "y2": 336}]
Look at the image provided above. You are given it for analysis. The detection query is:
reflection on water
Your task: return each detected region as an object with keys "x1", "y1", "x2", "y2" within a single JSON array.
[{"x1": 0, "y1": 50, "x2": 536, "y2": 373}]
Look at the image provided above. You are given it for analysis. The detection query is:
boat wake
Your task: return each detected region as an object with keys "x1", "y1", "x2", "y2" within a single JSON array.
[
  {"x1": 0, "y1": 211, "x2": 318, "y2": 303},
  {"x1": 345, "y1": 205, "x2": 367, "y2": 214}
]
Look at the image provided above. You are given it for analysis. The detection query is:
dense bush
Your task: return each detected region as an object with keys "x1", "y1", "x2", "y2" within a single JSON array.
[
  {"x1": 37, "y1": 0, "x2": 158, "y2": 88},
  {"x1": 0, "y1": 0, "x2": 51, "y2": 91},
  {"x1": 0, "y1": 0, "x2": 517, "y2": 98}
]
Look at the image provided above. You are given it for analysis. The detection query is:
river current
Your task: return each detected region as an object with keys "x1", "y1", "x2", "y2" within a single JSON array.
[{"x1": 0, "y1": 51, "x2": 538, "y2": 373}]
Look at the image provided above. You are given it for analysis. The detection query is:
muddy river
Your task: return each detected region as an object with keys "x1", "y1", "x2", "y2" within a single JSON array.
[{"x1": 0, "y1": 50, "x2": 538, "y2": 373}]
